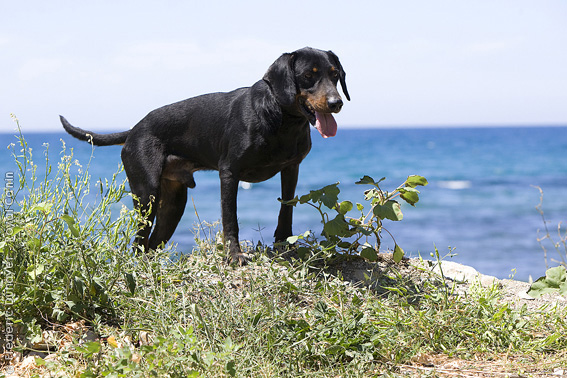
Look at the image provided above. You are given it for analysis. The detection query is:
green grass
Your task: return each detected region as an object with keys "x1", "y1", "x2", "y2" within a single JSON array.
[{"x1": 1, "y1": 121, "x2": 567, "y2": 377}]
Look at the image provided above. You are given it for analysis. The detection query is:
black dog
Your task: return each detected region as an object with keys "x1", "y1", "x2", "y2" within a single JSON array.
[{"x1": 60, "y1": 47, "x2": 349, "y2": 263}]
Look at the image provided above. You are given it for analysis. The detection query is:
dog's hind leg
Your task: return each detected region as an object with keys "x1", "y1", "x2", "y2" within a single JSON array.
[{"x1": 148, "y1": 179, "x2": 187, "y2": 249}]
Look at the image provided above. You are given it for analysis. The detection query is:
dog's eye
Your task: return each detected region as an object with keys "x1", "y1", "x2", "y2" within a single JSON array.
[
  {"x1": 332, "y1": 71, "x2": 339, "y2": 78},
  {"x1": 304, "y1": 72, "x2": 313, "y2": 79}
]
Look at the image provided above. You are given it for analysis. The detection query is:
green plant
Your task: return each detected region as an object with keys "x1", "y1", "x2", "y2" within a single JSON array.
[
  {"x1": 528, "y1": 187, "x2": 567, "y2": 298},
  {"x1": 55, "y1": 325, "x2": 236, "y2": 377},
  {"x1": 281, "y1": 175, "x2": 428, "y2": 263},
  {"x1": 528, "y1": 266, "x2": 567, "y2": 298},
  {"x1": 0, "y1": 117, "x2": 140, "y2": 333},
  {"x1": 534, "y1": 186, "x2": 566, "y2": 269}
]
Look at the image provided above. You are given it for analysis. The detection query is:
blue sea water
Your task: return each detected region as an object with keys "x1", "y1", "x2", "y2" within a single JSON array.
[{"x1": 1, "y1": 126, "x2": 566, "y2": 281}]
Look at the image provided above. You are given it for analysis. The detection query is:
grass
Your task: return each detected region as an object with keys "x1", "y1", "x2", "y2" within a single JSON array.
[{"x1": 1, "y1": 121, "x2": 567, "y2": 377}]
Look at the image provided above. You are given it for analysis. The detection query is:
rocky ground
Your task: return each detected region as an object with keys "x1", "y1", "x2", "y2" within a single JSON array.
[
  {"x1": 4, "y1": 251, "x2": 566, "y2": 377},
  {"x1": 330, "y1": 252, "x2": 567, "y2": 312},
  {"x1": 326, "y1": 253, "x2": 567, "y2": 377}
]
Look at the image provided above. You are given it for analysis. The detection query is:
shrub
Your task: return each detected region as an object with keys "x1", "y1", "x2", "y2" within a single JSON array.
[
  {"x1": 281, "y1": 175, "x2": 428, "y2": 263},
  {"x1": 0, "y1": 118, "x2": 140, "y2": 339}
]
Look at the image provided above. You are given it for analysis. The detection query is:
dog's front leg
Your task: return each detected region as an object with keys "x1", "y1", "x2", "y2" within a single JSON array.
[
  {"x1": 219, "y1": 167, "x2": 248, "y2": 264},
  {"x1": 274, "y1": 164, "x2": 299, "y2": 242}
]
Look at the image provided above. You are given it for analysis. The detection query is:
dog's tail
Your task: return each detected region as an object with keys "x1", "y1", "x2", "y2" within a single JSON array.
[{"x1": 60, "y1": 116, "x2": 130, "y2": 146}]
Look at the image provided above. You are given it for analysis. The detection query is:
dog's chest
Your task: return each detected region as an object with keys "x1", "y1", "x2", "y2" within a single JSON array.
[{"x1": 238, "y1": 131, "x2": 311, "y2": 182}]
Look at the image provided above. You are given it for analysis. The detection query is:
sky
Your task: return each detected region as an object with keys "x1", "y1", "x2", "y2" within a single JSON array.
[{"x1": 1, "y1": 0, "x2": 567, "y2": 132}]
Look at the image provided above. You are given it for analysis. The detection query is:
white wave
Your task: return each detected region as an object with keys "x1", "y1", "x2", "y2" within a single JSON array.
[{"x1": 437, "y1": 180, "x2": 472, "y2": 190}]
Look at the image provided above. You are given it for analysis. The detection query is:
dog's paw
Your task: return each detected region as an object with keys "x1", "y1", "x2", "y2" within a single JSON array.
[{"x1": 227, "y1": 252, "x2": 252, "y2": 266}]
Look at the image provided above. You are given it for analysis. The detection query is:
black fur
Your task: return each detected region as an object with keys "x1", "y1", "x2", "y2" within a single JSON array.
[{"x1": 60, "y1": 47, "x2": 349, "y2": 264}]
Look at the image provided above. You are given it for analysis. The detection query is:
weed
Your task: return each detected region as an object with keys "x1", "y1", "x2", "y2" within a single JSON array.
[
  {"x1": 281, "y1": 175, "x2": 427, "y2": 264},
  {"x1": 1, "y1": 117, "x2": 139, "y2": 335},
  {"x1": 529, "y1": 187, "x2": 567, "y2": 298}
]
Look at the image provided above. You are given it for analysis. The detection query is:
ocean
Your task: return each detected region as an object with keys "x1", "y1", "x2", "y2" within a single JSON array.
[{"x1": 1, "y1": 126, "x2": 566, "y2": 281}]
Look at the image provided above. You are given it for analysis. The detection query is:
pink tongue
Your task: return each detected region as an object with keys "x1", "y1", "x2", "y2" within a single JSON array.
[{"x1": 315, "y1": 112, "x2": 337, "y2": 138}]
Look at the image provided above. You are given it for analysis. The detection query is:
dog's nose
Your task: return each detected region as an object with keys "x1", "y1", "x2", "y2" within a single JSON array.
[{"x1": 327, "y1": 97, "x2": 343, "y2": 112}]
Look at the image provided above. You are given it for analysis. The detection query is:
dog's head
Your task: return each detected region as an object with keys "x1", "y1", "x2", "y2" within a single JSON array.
[{"x1": 263, "y1": 47, "x2": 350, "y2": 138}]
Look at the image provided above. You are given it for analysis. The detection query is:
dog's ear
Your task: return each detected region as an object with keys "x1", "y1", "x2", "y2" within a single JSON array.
[
  {"x1": 251, "y1": 81, "x2": 283, "y2": 128},
  {"x1": 328, "y1": 51, "x2": 350, "y2": 101},
  {"x1": 263, "y1": 52, "x2": 297, "y2": 107}
]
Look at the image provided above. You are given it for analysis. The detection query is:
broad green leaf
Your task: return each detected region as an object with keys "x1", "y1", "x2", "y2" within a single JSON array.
[
  {"x1": 356, "y1": 176, "x2": 385, "y2": 186},
  {"x1": 320, "y1": 183, "x2": 340, "y2": 209},
  {"x1": 393, "y1": 244, "x2": 404, "y2": 263},
  {"x1": 400, "y1": 187, "x2": 420, "y2": 194},
  {"x1": 360, "y1": 247, "x2": 378, "y2": 262},
  {"x1": 545, "y1": 266, "x2": 566, "y2": 287},
  {"x1": 373, "y1": 200, "x2": 403, "y2": 221},
  {"x1": 356, "y1": 175, "x2": 376, "y2": 185},
  {"x1": 323, "y1": 214, "x2": 351, "y2": 237},
  {"x1": 527, "y1": 278, "x2": 558, "y2": 298},
  {"x1": 337, "y1": 200, "x2": 353, "y2": 215},
  {"x1": 399, "y1": 188, "x2": 420, "y2": 206},
  {"x1": 527, "y1": 266, "x2": 567, "y2": 298},
  {"x1": 309, "y1": 189, "x2": 323, "y2": 203},
  {"x1": 300, "y1": 193, "x2": 312, "y2": 203},
  {"x1": 406, "y1": 175, "x2": 428, "y2": 188}
]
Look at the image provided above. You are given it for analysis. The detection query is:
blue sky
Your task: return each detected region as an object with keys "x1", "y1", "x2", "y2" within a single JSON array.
[{"x1": 2, "y1": 0, "x2": 567, "y2": 131}]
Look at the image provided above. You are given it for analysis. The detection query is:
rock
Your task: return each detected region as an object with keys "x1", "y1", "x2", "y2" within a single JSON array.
[
  {"x1": 517, "y1": 290, "x2": 535, "y2": 300},
  {"x1": 414, "y1": 259, "x2": 499, "y2": 287}
]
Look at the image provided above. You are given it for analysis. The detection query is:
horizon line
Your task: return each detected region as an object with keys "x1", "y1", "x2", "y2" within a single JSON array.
[{"x1": 2, "y1": 122, "x2": 567, "y2": 134}]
